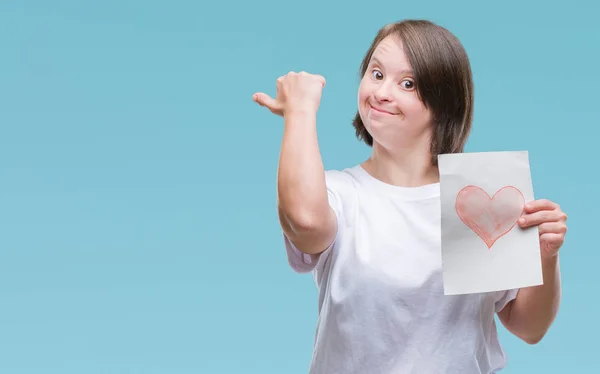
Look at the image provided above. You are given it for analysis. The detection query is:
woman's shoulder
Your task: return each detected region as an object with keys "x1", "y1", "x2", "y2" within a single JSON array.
[{"x1": 324, "y1": 164, "x2": 364, "y2": 187}]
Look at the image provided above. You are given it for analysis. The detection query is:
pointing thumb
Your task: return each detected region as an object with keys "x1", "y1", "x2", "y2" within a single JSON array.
[{"x1": 253, "y1": 93, "x2": 278, "y2": 111}]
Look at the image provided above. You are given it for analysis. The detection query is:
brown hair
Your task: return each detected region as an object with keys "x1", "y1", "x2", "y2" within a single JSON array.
[{"x1": 352, "y1": 20, "x2": 474, "y2": 165}]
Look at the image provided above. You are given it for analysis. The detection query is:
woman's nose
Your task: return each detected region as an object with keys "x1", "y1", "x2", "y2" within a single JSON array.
[{"x1": 374, "y1": 82, "x2": 393, "y2": 102}]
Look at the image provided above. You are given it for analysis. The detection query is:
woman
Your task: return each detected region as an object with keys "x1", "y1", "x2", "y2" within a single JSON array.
[{"x1": 252, "y1": 19, "x2": 567, "y2": 374}]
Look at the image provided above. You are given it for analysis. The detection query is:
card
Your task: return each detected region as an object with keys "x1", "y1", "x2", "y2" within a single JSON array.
[{"x1": 438, "y1": 151, "x2": 543, "y2": 295}]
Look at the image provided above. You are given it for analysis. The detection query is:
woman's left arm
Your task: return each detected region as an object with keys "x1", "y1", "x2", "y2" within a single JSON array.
[{"x1": 497, "y1": 199, "x2": 568, "y2": 344}]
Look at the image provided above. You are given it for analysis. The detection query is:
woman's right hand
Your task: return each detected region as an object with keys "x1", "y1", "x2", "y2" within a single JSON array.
[{"x1": 253, "y1": 71, "x2": 326, "y2": 117}]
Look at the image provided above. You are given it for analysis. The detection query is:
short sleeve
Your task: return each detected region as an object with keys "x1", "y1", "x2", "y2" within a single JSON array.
[
  {"x1": 283, "y1": 169, "x2": 350, "y2": 274},
  {"x1": 283, "y1": 232, "x2": 336, "y2": 273},
  {"x1": 494, "y1": 288, "x2": 520, "y2": 313}
]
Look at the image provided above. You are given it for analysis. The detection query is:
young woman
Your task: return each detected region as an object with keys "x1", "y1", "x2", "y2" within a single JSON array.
[{"x1": 253, "y1": 19, "x2": 567, "y2": 374}]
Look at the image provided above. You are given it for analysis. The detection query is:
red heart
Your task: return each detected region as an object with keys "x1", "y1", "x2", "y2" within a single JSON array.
[{"x1": 455, "y1": 185, "x2": 525, "y2": 249}]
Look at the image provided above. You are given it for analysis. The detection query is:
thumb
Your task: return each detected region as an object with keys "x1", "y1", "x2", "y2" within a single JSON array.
[{"x1": 253, "y1": 93, "x2": 279, "y2": 111}]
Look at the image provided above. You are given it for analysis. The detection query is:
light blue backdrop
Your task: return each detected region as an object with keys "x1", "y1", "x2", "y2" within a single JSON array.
[{"x1": 1, "y1": 1, "x2": 597, "y2": 373}]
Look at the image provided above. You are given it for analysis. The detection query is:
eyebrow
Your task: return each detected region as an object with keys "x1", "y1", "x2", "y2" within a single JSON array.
[{"x1": 370, "y1": 56, "x2": 413, "y2": 76}]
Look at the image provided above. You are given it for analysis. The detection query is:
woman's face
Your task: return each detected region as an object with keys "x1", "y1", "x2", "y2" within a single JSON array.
[{"x1": 357, "y1": 35, "x2": 433, "y2": 151}]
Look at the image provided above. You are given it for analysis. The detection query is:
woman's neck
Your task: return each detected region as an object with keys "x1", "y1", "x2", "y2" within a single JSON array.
[{"x1": 361, "y1": 142, "x2": 439, "y2": 187}]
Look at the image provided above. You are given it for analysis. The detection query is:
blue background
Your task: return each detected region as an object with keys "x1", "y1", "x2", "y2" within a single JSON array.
[{"x1": 1, "y1": 0, "x2": 598, "y2": 373}]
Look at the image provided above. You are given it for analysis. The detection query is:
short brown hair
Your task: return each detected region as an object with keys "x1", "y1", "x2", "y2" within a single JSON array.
[{"x1": 352, "y1": 20, "x2": 474, "y2": 165}]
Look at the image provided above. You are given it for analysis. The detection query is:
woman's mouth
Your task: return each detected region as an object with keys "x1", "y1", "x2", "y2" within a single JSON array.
[{"x1": 369, "y1": 104, "x2": 396, "y2": 116}]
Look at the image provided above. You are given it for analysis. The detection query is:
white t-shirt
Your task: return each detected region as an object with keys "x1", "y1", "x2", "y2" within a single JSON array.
[{"x1": 283, "y1": 165, "x2": 519, "y2": 374}]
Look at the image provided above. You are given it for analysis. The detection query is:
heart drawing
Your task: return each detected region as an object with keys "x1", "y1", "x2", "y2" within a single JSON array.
[{"x1": 455, "y1": 185, "x2": 525, "y2": 249}]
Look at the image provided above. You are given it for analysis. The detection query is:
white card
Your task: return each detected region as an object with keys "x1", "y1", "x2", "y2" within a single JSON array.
[{"x1": 438, "y1": 151, "x2": 543, "y2": 296}]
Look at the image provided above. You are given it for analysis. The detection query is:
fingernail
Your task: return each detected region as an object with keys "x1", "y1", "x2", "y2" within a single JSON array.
[{"x1": 519, "y1": 218, "x2": 525, "y2": 224}]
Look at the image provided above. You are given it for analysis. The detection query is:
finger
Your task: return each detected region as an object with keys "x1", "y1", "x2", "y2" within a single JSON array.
[
  {"x1": 253, "y1": 92, "x2": 278, "y2": 110},
  {"x1": 518, "y1": 209, "x2": 564, "y2": 227},
  {"x1": 540, "y1": 232, "x2": 565, "y2": 249},
  {"x1": 524, "y1": 199, "x2": 558, "y2": 213},
  {"x1": 315, "y1": 74, "x2": 326, "y2": 86},
  {"x1": 538, "y1": 222, "x2": 568, "y2": 235}
]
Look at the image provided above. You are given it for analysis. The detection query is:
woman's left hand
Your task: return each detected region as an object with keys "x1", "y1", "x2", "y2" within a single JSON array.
[{"x1": 518, "y1": 199, "x2": 568, "y2": 259}]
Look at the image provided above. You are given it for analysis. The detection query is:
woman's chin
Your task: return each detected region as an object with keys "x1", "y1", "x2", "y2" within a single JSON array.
[{"x1": 365, "y1": 118, "x2": 401, "y2": 135}]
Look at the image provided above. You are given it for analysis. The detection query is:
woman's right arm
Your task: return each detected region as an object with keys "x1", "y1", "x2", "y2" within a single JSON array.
[
  {"x1": 253, "y1": 71, "x2": 337, "y2": 255},
  {"x1": 277, "y1": 110, "x2": 337, "y2": 255}
]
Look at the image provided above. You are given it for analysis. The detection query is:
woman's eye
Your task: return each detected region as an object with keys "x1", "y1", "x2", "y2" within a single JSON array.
[
  {"x1": 401, "y1": 80, "x2": 415, "y2": 89},
  {"x1": 371, "y1": 70, "x2": 383, "y2": 80}
]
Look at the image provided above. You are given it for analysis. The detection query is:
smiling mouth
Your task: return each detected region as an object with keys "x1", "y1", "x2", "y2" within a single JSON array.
[{"x1": 369, "y1": 104, "x2": 396, "y2": 115}]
